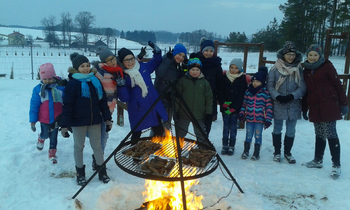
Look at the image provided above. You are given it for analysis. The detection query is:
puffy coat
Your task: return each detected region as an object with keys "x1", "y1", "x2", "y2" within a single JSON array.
[
  {"x1": 118, "y1": 53, "x2": 168, "y2": 132},
  {"x1": 176, "y1": 73, "x2": 213, "y2": 119},
  {"x1": 29, "y1": 83, "x2": 64, "y2": 124},
  {"x1": 302, "y1": 60, "x2": 347, "y2": 122},
  {"x1": 60, "y1": 68, "x2": 111, "y2": 127}
]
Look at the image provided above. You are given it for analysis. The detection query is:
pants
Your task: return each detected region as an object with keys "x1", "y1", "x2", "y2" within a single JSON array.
[
  {"x1": 40, "y1": 122, "x2": 58, "y2": 149},
  {"x1": 177, "y1": 118, "x2": 206, "y2": 142},
  {"x1": 87, "y1": 120, "x2": 109, "y2": 153},
  {"x1": 272, "y1": 119, "x2": 297, "y2": 138},
  {"x1": 245, "y1": 122, "x2": 264, "y2": 145},
  {"x1": 72, "y1": 124, "x2": 104, "y2": 168},
  {"x1": 132, "y1": 114, "x2": 164, "y2": 141},
  {"x1": 222, "y1": 113, "x2": 238, "y2": 147}
]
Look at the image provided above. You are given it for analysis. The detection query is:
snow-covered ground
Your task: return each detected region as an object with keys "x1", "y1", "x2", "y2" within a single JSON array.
[{"x1": 1, "y1": 26, "x2": 350, "y2": 210}]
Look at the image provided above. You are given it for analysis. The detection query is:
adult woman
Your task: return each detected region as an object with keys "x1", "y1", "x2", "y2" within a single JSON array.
[{"x1": 267, "y1": 41, "x2": 306, "y2": 163}]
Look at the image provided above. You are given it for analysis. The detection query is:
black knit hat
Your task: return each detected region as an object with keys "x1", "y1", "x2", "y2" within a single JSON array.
[
  {"x1": 118, "y1": 48, "x2": 134, "y2": 63},
  {"x1": 281, "y1": 41, "x2": 296, "y2": 55},
  {"x1": 70, "y1": 53, "x2": 89, "y2": 70},
  {"x1": 252, "y1": 66, "x2": 268, "y2": 84}
]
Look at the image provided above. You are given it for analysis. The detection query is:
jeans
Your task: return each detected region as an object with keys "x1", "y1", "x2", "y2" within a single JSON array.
[
  {"x1": 40, "y1": 123, "x2": 58, "y2": 149},
  {"x1": 272, "y1": 119, "x2": 297, "y2": 138},
  {"x1": 245, "y1": 122, "x2": 263, "y2": 145},
  {"x1": 222, "y1": 113, "x2": 238, "y2": 147}
]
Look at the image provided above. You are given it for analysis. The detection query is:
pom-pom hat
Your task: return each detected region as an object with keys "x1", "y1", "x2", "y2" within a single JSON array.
[{"x1": 70, "y1": 53, "x2": 89, "y2": 70}]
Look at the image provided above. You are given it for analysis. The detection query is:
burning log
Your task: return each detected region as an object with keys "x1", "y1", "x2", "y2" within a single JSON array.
[{"x1": 136, "y1": 196, "x2": 175, "y2": 210}]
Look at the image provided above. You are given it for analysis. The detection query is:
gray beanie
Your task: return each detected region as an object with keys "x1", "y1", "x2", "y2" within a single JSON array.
[
  {"x1": 96, "y1": 45, "x2": 114, "y2": 63},
  {"x1": 306, "y1": 44, "x2": 322, "y2": 57},
  {"x1": 229, "y1": 58, "x2": 243, "y2": 71}
]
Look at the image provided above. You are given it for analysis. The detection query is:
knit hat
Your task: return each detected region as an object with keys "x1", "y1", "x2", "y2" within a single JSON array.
[
  {"x1": 39, "y1": 63, "x2": 56, "y2": 79},
  {"x1": 201, "y1": 39, "x2": 215, "y2": 53},
  {"x1": 252, "y1": 67, "x2": 268, "y2": 84},
  {"x1": 118, "y1": 48, "x2": 134, "y2": 63},
  {"x1": 173, "y1": 44, "x2": 187, "y2": 57},
  {"x1": 70, "y1": 53, "x2": 89, "y2": 70},
  {"x1": 187, "y1": 58, "x2": 202, "y2": 70},
  {"x1": 281, "y1": 41, "x2": 296, "y2": 55},
  {"x1": 96, "y1": 45, "x2": 114, "y2": 63},
  {"x1": 306, "y1": 44, "x2": 322, "y2": 57},
  {"x1": 229, "y1": 58, "x2": 243, "y2": 71}
]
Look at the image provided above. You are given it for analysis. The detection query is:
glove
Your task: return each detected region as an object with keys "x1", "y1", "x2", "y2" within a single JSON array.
[
  {"x1": 276, "y1": 95, "x2": 284, "y2": 103},
  {"x1": 112, "y1": 72, "x2": 126, "y2": 87},
  {"x1": 106, "y1": 120, "x2": 113, "y2": 132},
  {"x1": 53, "y1": 77, "x2": 68, "y2": 86},
  {"x1": 264, "y1": 121, "x2": 271, "y2": 130},
  {"x1": 302, "y1": 111, "x2": 309, "y2": 120},
  {"x1": 148, "y1": 41, "x2": 161, "y2": 54},
  {"x1": 205, "y1": 114, "x2": 212, "y2": 123},
  {"x1": 284, "y1": 94, "x2": 294, "y2": 103},
  {"x1": 30, "y1": 122, "x2": 36, "y2": 132},
  {"x1": 238, "y1": 115, "x2": 245, "y2": 122},
  {"x1": 225, "y1": 108, "x2": 235, "y2": 115},
  {"x1": 340, "y1": 106, "x2": 349, "y2": 116},
  {"x1": 137, "y1": 46, "x2": 147, "y2": 60},
  {"x1": 222, "y1": 101, "x2": 232, "y2": 109},
  {"x1": 60, "y1": 127, "x2": 70, "y2": 138}
]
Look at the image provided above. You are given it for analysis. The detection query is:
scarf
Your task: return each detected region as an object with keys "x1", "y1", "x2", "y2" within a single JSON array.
[
  {"x1": 272, "y1": 58, "x2": 301, "y2": 91},
  {"x1": 303, "y1": 57, "x2": 326, "y2": 72},
  {"x1": 123, "y1": 61, "x2": 148, "y2": 98},
  {"x1": 40, "y1": 83, "x2": 60, "y2": 102},
  {"x1": 100, "y1": 64, "x2": 124, "y2": 78},
  {"x1": 248, "y1": 84, "x2": 263, "y2": 95},
  {"x1": 226, "y1": 72, "x2": 243, "y2": 83},
  {"x1": 72, "y1": 72, "x2": 103, "y2": 100}
]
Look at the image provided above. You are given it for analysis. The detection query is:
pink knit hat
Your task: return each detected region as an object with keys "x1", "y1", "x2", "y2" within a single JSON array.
[{"x1": 39, "y1": 63, "x2": 56, "y2": 79}]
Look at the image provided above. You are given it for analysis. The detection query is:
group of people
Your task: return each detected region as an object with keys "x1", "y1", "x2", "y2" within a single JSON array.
[{"x1": 29, "y1": 39, "x2": 348, "y2": 187}]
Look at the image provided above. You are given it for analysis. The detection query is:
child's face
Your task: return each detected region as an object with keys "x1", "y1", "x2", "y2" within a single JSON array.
[
  {"x1": 78, "y1": 62, "x2": 91, "y2": 74},
  {"x1": 252, "y1": 79, "x2": 262, "y2": 88},
  {"x1": 42, "y1": 78, "x2": 55, "y2": 84},
  {"x1": 189, "y1": 67, "x2": 201, "y2": 78},
  {"x1": 203, "y1": 49, "x2": 214, "y2": 58},
  {"x1": 174, "y1": 53, "x2": 185, "y2": 64},
  {"x1": 105, "y1": 56, "x2": 117, "y2": 67},
  {"x1": 283, "y1": 52, "x2": 296, "y2": 64},
  {"x1": 229, "y1": 64, "x2": 240, "y2": 74},
  {"x1": 307, "y1": 51, "x2": 320, "y2": 63},
  {"x1": 122, "y1": 55, "x2": 136, "y2": 69}
]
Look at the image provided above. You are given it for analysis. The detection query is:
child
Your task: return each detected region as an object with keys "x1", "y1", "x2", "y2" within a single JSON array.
[
  {"x1": 176, "y1": 58, "x2": 213, "y2": 141},
  {"x1": 218, "y1": 58, "x2": 248, "y2": 155},
  {"x1": 302, "y1": 44, "x2": 348, "y2": 178},
  {"x1": 29, "y1": 63, "x2": 65, "y2": 164},
  {"x1": 60, "y1": 53, "x2": 112, "y2": 185},
  {"x1": 239, "y1": 67, "x2": 273, "y2": 160}
]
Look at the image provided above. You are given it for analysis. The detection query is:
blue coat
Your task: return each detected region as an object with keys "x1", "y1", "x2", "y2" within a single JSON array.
[{"x1": 118, "y1": 53, "x2": 168, "y2": 132}]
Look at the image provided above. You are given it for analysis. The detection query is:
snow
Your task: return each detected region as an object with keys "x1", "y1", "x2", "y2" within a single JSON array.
[{"x1": 1, "y1": 27, "x2": 350, "y2": 210}]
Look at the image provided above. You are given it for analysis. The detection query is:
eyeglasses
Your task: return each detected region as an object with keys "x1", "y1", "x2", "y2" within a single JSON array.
[
  {"x1": 105, "y1": 57, "x2": 116, "y2": 63},
  {"x1": 285, "y1": 53, "x2": 296, "y2": 57},
  {"x1": 123, "y1": 57, "x2": 135, "y2": 63}
]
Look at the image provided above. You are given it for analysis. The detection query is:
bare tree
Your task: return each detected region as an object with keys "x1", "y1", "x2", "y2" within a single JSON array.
[
  {"x1": 61, "y1": 12, "x2": 73, "y2": 48},
  {"x1": 41, "y1": 15, "x2": 58, "y2": 47},
  {"x1": 75, "y1": 11, "x2": 95, "y2": 51},
  {"x1": 105, "y1": 27, "x2": 114, "y2": 46}
]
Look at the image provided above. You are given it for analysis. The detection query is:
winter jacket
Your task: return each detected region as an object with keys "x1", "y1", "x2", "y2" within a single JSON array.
[
  {"x1": 239, "y1": 86, "x2": 273, "y2": 123},
  {"x1": 217, "y1": 73, "x2": 248, "y2": 115},
  {"x1": 176, "y1": 73, "x2": 213, "y2": 120},
  {"x1": 29, "y1": 83, "x2": 64, "y2": 124},
  {"x1": 302, "y1": 60, "x2": 347, "y2": 122},
  {"x1": 118, "y1": 53, "x2": 168, "y2": 132},
  {"x1": 60, "y1": 68, "x2": 111, "y2": 127},
  {"x1": 154, "y1": 52, "x2": 187, "y2": 108},
  {"x1": 267, "y1": 57, "x2": 306, "y2": 120}
]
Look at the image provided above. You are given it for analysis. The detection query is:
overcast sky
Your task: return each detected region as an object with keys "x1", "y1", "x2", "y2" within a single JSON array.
[{"x1": 0, "y1": 0, "x2": 287, "y2": 37}]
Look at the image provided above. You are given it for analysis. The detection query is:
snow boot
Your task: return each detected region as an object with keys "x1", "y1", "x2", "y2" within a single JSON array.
[
  {"x1": 331, "y1": 162, "x2": 341, "y2": 178},
  {"x1": 328, "y1": 138, "x2": 341, "y2": 168},
  {"x1": 98, "y1": 165, "x2": 110, "y2": 183},
  {"x1": 75, "y1": 165, "x2": 87, "y2": 186},
  {"x1": 302, "y1": 136, "x2": 326, "y2": 168},
  {"x1": 37, "y1": 135, "x2": 45, "y2": 150},
  {"x1": 92, "y1": 154, "x2": 97, "y2": 171},
  {"x1": 284, "y1": 135, "x2": 296, "y2": 164},
  {"x1": 241, "y1": 142, "x2": 251, "y2": 159},
  {"x1": 251, "y1": 144, "x2": 260, "y2": 160},
  {"x1": 227, "y1": 147, "x2": 235, "y2": 156},
  {"x1": 49, "y1": 149, "x2": 57, "y2": 164},
  {"x1": 221, "y1": 146, "x2": 229, "y2": 155},
  {"x1": 272, "y1": 134, "x2": 281, "y2": 162},
  {"x1": 302, "y1": 159, "x2": 323, "y2": 168}
]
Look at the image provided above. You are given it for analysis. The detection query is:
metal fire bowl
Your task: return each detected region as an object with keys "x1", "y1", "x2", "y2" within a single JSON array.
[{"x1": 114, "y1": 137, "x2": 219, "y2": 181}]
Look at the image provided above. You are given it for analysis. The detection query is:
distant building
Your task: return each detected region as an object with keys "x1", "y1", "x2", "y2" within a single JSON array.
[{"x1": 8, "y1": 31, "x2": 25, "y2": 46}]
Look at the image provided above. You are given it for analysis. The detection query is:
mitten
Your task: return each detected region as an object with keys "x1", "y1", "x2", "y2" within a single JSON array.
[
  {"x1": 137, "y1": 46, "x2": 147, "y2": 60},
  {"x1": 205, "y1": 114, "x2": 212, "y2": 123},
  {"x1": 225, "y1": 108, "x2": 235, "y2": 115},
  {"x1": 264, "y1": 121, "x2": 271, "y2": 130},
  {"x1": 238, "y1": 115, "x2": 245, "y2": 122},
  {"x1": 112, "y1": 72, "x2": 126, "y2": 87},
  {"x1": 302, "y1": 111, "x2": 309, "y2": 120},
  {"x1": 341, "y1": 106, "x2": 349, "y2": 116},
  {"x1": 148, "y1": 41, "x2": 161, "y2": 54},
  {"x1": 60, "y1": 127, "x2": 70, "y2": 138},
  {"x1": 105, "y1": 120, "x2": 113, "y2": 132},
  {"x1": 276, "y1": 95, "x2": 284, "y2": 103},
  {"x1": 222, "y1": 101, "x2": 232, "y2": 109},
  {"x1": 30, "y1": 122, "x2": 36, "y2": 132},
  {"x1": 284, "y1": 94, "x2": 294, "y2": 103},
  {"x1": 53, "y1": 77, "x2": 68, "y2": 86}
]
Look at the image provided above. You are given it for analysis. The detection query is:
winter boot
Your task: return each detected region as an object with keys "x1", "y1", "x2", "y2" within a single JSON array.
[
  {"x1": 241, "y1": 142, "x2": 251, "y2": 159},
  {"x1": 75, "y1": 165, "x2": 87, "y2": 186},
  {"x1": 272, "y1": 134, "x2": 282, "y2": 162},
  {"x1": 331, "y1": 162, "x2": 341, "y2": 178},
  {"x1": 49, "y1": 149, "x2": 57, "y2": 164},
  {"x1": 284, "y1": 135, "x2": 296, "y2": 164},
  {"x1": 37, "y1": 135, "x2": 45, "y2": 150},
  {"x1": 302, "y1": 136, "x2": 326, "y2": 168},
  {"x1": 221, "y1": 146, "x2": 229, "y2": 155},
  {"x1": 251, "y1": 144, "x2": 261, "y2": 160},
  {"x1": 92, "y1": 154, "x2": 97, "y2": 171},
  {"x1": 98, "y1": 165, "x2": 110, "y2": 183},
  {"x1": 328, "y1": 138, "x2": 341, "y2": 168},
  {"x1": 227, "y1": 147, "x2": 235, "y2": 156}
]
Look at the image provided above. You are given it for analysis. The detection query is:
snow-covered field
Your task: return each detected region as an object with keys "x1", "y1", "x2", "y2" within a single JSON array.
[{"x1": 1, "y1": 26, "x2": 350, "y2": 210}]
